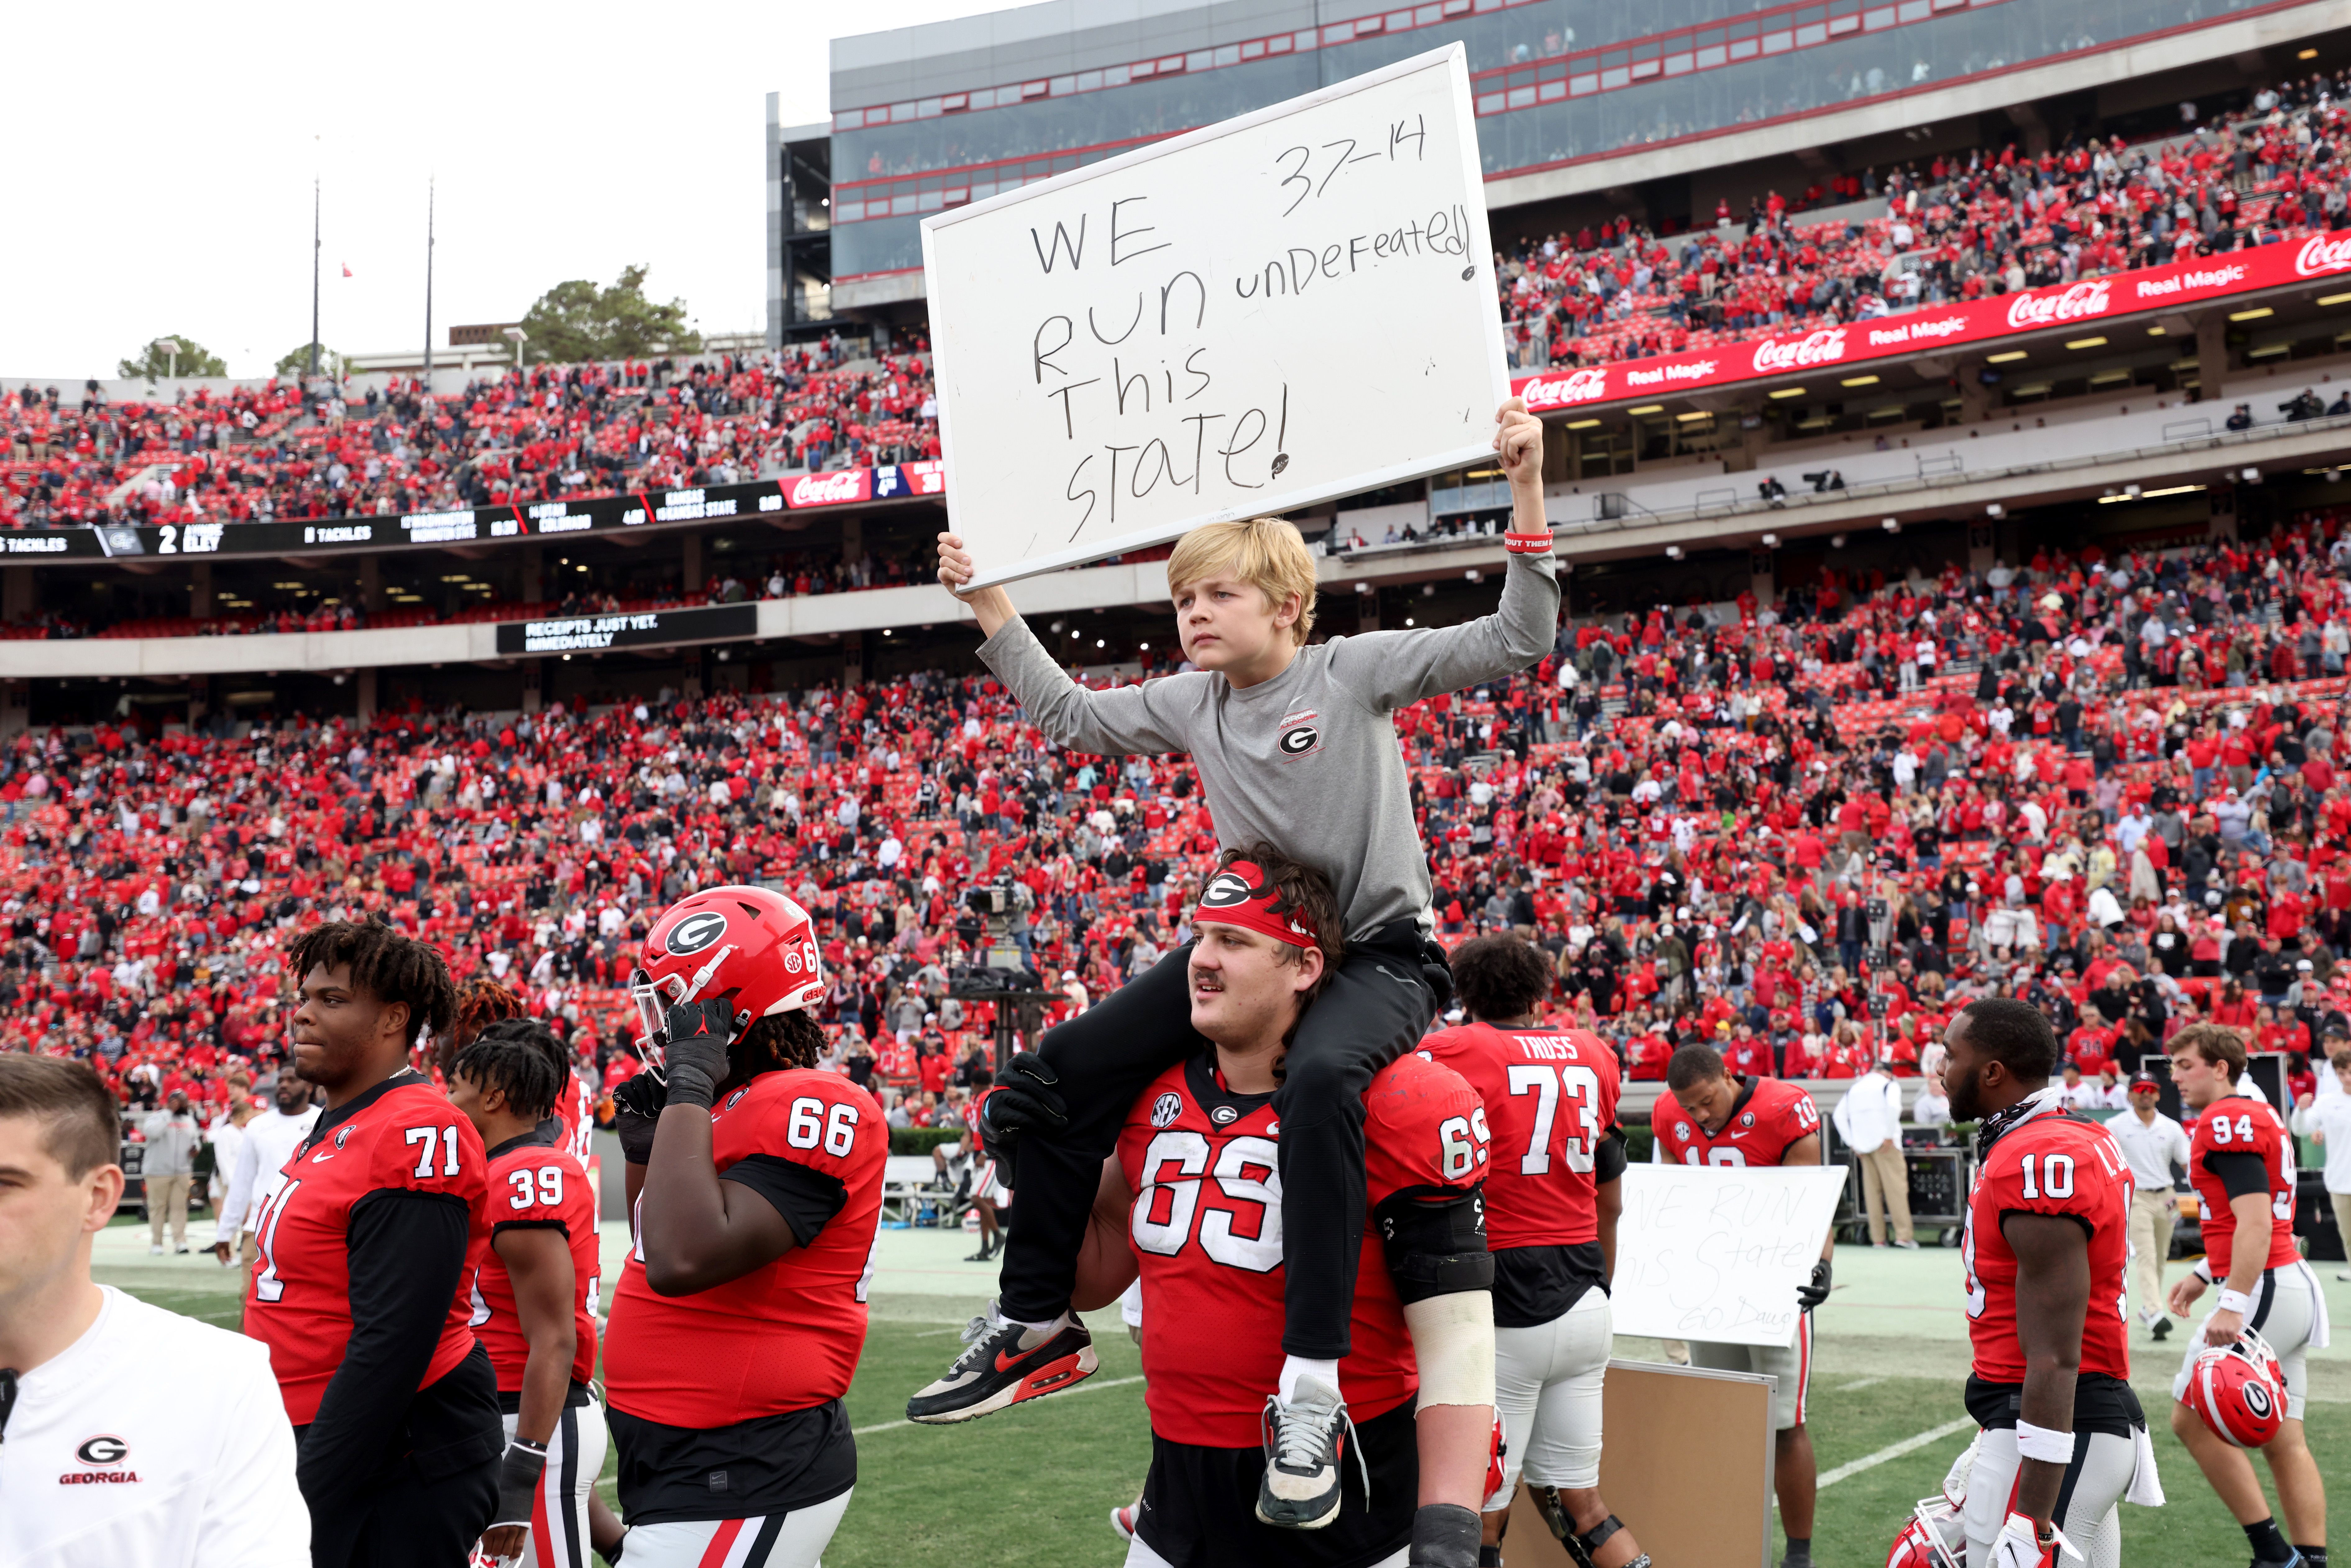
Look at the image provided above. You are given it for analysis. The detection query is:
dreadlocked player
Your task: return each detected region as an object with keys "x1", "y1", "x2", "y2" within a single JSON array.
[
  {"x1": 447, "y1": 1022, "x2": 607, "y2": 1568},
  {"x1": 445, "y1": 979, "x2": 596, "y2": 1165},
  {"x1": 240, "y1": 920, "x2": 501, "y2": 1568},
  {"x1": 601, "y1": 887, "x2": 888, "y2": 1568}
]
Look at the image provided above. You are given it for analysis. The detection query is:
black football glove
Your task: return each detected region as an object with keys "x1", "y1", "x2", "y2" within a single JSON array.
[
  {"x1": 612, "y1": 1071, "x2": 667, "y2": 1165},
  {"x1": 1797, "y1": 1257, "x2": 1833, "y2": 1313},
  {"x1": 1407, "y1": 1503, "x2": 1481, "y2": 1568},
  {"x1": 489, "y1": 1438, "x2": 548, "y2": 1534},
  {"x1": 664, "y1": 1000, "x2": 738, "y2": 1110},
  {"x1": 978, "y1": 1052, "x2": 1068, "y2": 1171}
]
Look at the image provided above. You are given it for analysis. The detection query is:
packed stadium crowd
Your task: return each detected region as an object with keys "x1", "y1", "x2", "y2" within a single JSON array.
[
  {"x1": 0, "y1": 332, "x2": 940, "y2": 535},
  {"x1": 1501, "y1": 68, "x2": 2351, "y2": 370},
  {"x1": 4, "y1": 418, "x2": 2347, "y2": 1568},
  {"x1": 6, "y1": 498, "x2": 2348, "y2": 1154}
]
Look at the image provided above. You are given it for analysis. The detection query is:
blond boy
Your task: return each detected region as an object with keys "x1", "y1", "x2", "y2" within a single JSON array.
[{"x1": 907, "y1": 400, "x2": 1556, "y2": 1542}]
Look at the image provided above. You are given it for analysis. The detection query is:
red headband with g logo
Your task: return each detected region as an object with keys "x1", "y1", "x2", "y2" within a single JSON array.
[{"x1": 1195, "y1": 861, "x2": 1320, "y2": 946}]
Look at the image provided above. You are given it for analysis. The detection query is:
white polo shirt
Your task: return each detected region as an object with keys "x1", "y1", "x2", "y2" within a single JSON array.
[
  {"x1": 2107, "y1": 1107, "x2": 2192, "y2": 1195},
  {"x1": 2292, "y1": 1093, "x2": 2351, "y2": 1194},
  {"x1": 0, "y1": 1286, "x2": 306, "y2": 1568},
  {"x1": 211, "y1": 1104, "x2": 319, "y2": 1245}
]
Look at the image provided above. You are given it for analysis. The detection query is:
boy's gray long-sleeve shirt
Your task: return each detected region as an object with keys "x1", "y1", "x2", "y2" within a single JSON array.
[{"x1": 977, "y1": 550, "x2": 1559, "y2": 940}]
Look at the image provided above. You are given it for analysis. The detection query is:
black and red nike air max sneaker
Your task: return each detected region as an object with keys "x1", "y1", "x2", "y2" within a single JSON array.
[{"x1": 904, "y1": 1301, "x2": 1097, "y2": 1424}]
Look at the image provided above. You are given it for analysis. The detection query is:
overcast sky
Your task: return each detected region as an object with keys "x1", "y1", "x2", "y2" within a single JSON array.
[{"x1": 0, "y1": 0, "x2": 995, "y2": 381}]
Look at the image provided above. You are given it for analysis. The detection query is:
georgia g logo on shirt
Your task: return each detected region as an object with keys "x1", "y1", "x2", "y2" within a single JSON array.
[
  {"x1": 1276, "y1": 708, "x2": 1321, "y2": 761},
  {"x1": 61, "y1": 1433, "x2": 140, "y2": 1485},
  {"x1": 75, "y1": 1436, "x2": 129, "y2": 1466}
]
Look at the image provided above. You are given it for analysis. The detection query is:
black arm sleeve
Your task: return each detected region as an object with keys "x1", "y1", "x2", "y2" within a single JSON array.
[
  {"x1": 721, "y1": 1153, "x2": 848, "y2": 1247},
  {"x1": 2205, "y1": 1151, "x2": 2272, "y2": 1201},
  {"x1": 1374, "y1": 1182, "x2": 1494, "y2": 1304},
  {"x1": 296, "y1": 1190, "x2": 474, "y2": 1517},
  {"x1": 1594, "y1": 1130, "x2": 1628, "y2": 1185}
]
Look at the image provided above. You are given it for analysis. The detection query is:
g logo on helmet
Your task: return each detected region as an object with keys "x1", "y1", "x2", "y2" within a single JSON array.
[
  {"x1": 1150, "y1": 1091, "x2": 1183, "y2": 1129},
  {"x1": 666, "y1": 910, "x2": 728, "y2": 956},
  {"x1": 1200, "y1": 871, "x2": 1258, "y2": 910},
  {"x1": 2244, "y1": 1381, "x2": 2274, "y2": 1420}
]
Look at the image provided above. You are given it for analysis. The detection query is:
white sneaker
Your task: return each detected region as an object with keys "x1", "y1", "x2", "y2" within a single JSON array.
[
  {"x1": 149, "y1": 1244, "x2": 164, "y2": 1256},
  {"x1": 1255, "y1": 1377, "x2": 1361, "y2": 1530}
]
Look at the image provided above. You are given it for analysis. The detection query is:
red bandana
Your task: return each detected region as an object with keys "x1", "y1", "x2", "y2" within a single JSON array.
[{"x1": 1194, "y1": 861, "x2": 1319, "y2": 947}]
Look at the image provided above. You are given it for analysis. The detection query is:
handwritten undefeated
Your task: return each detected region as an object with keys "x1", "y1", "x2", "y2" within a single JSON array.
[{"x1": 1236, "y1": 205, "x2": 1474, "y2": 301}]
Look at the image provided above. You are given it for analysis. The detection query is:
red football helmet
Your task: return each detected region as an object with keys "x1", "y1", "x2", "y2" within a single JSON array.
[
  {"x1": 1885, "y1": 1495, "x2": 1967, "y2": 1568},
  {"x1": 630, "y1": 885, "x2": 825, "y2": 1070},
  {"x1": 2184, "y1": 1329, "x2": 2289, "y2": 1448}
]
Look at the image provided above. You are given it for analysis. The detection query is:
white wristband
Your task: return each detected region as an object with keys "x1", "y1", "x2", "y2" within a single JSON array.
[
  {"x1": 2013, "y1": 1420, "x2": 2074, "y2": 1463},
  {"x1": 2217, "y1": 1288, "x2": 2255, "y2": 1315},
  {"x1": 2192, "y1": 1259, "x2": 2216, "y2": 1284}
]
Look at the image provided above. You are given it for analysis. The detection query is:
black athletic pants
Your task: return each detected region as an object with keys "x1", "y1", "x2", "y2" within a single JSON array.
[
  {"x1": 299, "y1": 1343, "x2": 503, "y2": 1568},
  {"x1": 998, "y1": 918, "x2": 1443, "y2": 1359}
]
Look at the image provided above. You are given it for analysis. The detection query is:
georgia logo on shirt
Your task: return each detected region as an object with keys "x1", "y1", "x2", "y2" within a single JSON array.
[
  {"x1": 1150, "y1": 1092, "x2": 1183, "y2": 1129},
  {"x1": 61, "y1": 1434, "x2": 139, "y2": 1485},
  {"x1": 1210, "y1": 1104, "x2": 1239, "y2": 1125},
  {"x1": 75, "y1": 1436, "x2": 129, "y2": 1466}
]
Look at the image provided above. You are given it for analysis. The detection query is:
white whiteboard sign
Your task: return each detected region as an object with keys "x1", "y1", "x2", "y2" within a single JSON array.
[
  {"x1": 1611, "y1": 1164, "x2": 1851, "y2": 1349},
  {"x1": 922, "y1": 44, "x2": 1508, "y2": 588}
]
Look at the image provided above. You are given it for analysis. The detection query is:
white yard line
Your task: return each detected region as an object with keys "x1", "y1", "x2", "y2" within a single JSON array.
[
  {"x1": 1836, "y1": 1377, "x2": 1887, "y2": 1392},
  {"x1": 852, "y1": 1375, "x2": 1146, "y2": 1437},
  {"x1": 1816, "y1": 1416, "x2": 1976, "y2": 1490}
]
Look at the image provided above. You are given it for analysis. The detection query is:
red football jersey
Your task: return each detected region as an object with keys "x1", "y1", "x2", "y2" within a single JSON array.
[
  {"x1": 469, "y1": 1124, "x2": 601, "y2": 1391},
  {"x1": 1652, "y1": 1076, "x2": 1821, "y2": 1168},
  {"x1": 1418, "y1": 1023, "x2": 1618, "y2": 1250},
  {"x1": 243, "y1": 1072, "x2": 490, "y2": 1425},
  {"x1": 1962, "y1": 1108, "x2": 2134, "y2": 1383},
  {"x1": 2188, "y1": 1091, "x2": 2302, "y2": 1271},
  {"x1": 603, "y1": 1067, "x2": 886, "y2": 1427},
  {"x1": 1118, "y1": 1050, "x2": 1490, "y2": 1447},
  {"x1": 550, "y1": 1065, "x2": 595, "y2": 1165}
]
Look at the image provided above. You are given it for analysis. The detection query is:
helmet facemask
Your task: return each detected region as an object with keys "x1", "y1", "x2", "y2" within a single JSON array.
[{"x1": 629, "y1": 946, "x2": 739, "y2": 1074}]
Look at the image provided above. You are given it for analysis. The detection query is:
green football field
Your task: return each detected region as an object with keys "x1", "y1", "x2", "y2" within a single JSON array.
[{"x1": 102, "y1": 1218, "x2": 2349, "y2": 1566}]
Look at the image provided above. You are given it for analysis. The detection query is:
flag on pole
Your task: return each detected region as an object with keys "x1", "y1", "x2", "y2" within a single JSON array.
[{"x1": 341, "y1": 263, "x2": 354, "y2": 278}]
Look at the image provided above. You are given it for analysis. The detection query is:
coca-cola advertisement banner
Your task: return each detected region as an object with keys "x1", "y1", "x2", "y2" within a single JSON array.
[
  {"x1": 784, "y1": 468, "x2": 875, "y2": 509},
  {"x1": 1514, "y1": 227, "x2": 2351, "y2": 415},
  {"x1": 3, "y1": 462, "x2": 949, "y2": 561}
]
